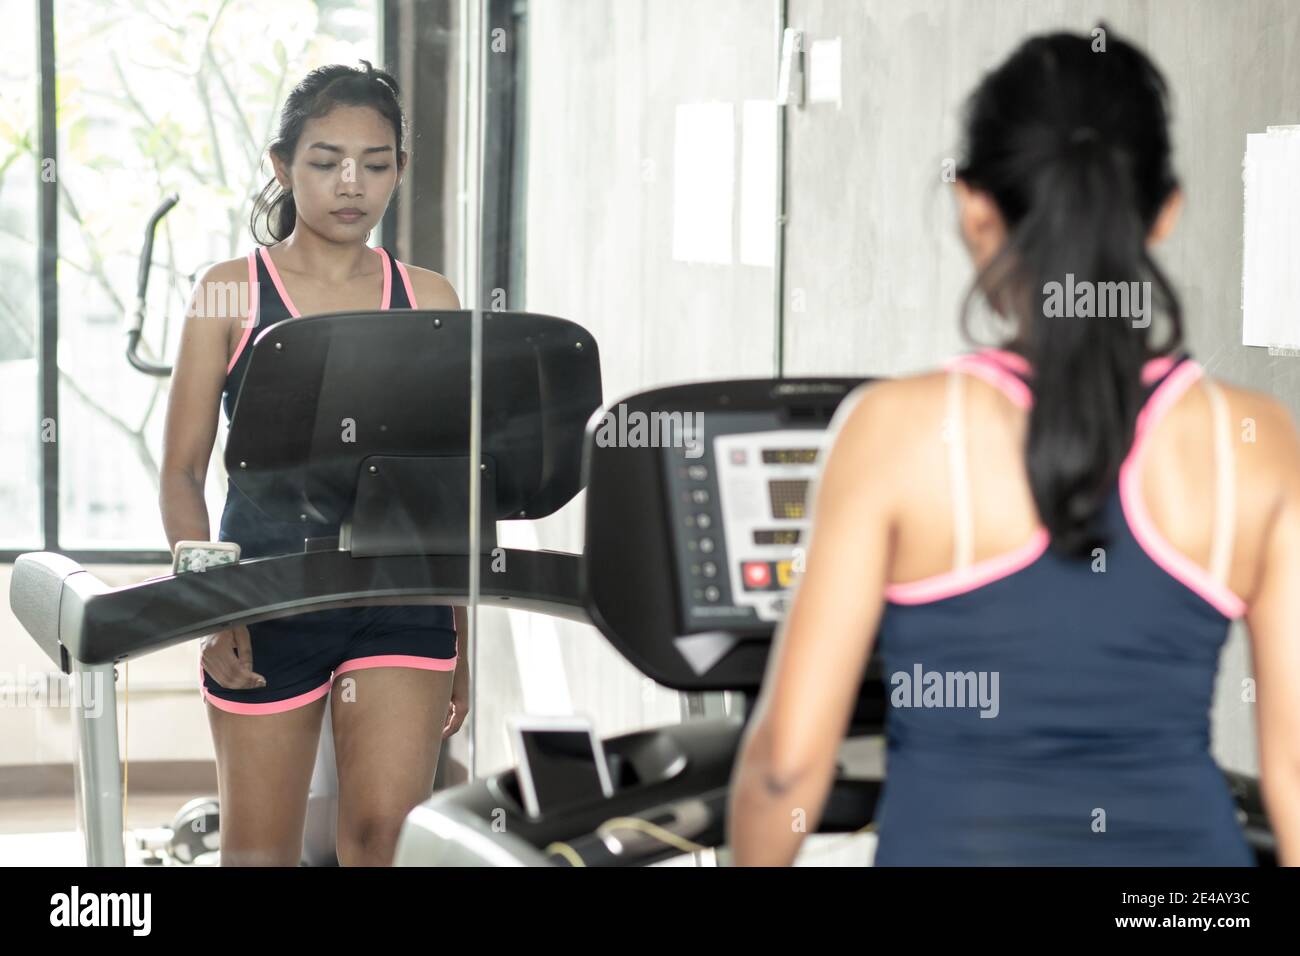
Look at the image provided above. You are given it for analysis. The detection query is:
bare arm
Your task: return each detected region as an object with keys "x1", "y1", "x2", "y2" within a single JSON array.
[
  {"x1": 159, "y1": 263, "x2": 241, "y2": 552},
  {"x1": 1244, "y1": 397, "x2": 1300, "y2": 867},
  {"x1": 727, "y1": 381, "x2": 897, "y2": 865}
]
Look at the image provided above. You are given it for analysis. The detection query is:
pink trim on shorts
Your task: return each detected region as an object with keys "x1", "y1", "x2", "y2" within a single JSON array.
[
  {"x1": 198, "y1": 660, "x2": 332, "y2": 715},
  {"x1": 334, "y1": 654, "x2": 457, "y2": 677}
]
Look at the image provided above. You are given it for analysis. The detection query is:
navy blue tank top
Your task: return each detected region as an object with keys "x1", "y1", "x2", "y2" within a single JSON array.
[
  {"x1": 217, "y1": 245, "x2": 428, "y2": 560},
  {"x1": 222, "y1": 245, "x2": 417, "y2": 423},
  {"x1": 870, "y1": 348, "x2": 1253, "y2": 866},
  {"x1": 217, "y1": 245, "x2": 454, "y2": 634}
]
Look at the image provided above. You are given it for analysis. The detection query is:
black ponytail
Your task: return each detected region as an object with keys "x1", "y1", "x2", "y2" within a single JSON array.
[
  {"x1": 956, "y1": 25, "x2": 1183, "y2": 557},
  {"x1": 250, "y1": 59, "x2": 408, "y2": 244}
]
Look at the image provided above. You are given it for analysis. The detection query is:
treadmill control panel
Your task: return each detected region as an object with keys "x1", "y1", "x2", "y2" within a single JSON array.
[{"x1": 662, "y1": 411, "x2": 831, "y2": 632}]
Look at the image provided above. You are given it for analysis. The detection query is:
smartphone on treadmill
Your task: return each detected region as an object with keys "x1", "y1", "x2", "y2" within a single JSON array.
[{"x1": 508, "y1": 714, "x2": 615, "y2": 819}]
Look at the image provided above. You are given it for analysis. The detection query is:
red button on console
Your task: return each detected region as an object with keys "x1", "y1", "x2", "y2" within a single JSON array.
[{"x1": 742, "y1": 561, "x2": 771, "y2": 589}]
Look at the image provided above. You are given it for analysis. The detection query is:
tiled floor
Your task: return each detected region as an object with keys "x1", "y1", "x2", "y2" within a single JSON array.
[
  {"x1": 0, "y1": 792, "x2": 213, "y2": 866},
  {"x1": 0, "y1": 736, "x2": 884, "y2": 866},
  {"x1": 0, "y1": 797, "x2": 877, "y2": 866}
]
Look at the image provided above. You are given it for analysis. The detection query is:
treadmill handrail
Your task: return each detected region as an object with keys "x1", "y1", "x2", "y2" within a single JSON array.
[{"x1": 11, "y1": 549, "x2": 586, "y2": 668}]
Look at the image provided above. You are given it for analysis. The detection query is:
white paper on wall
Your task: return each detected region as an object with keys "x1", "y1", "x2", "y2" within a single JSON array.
[
  {"x1": 671, "y1": 102, "x2": 735, "y2": 265},
  {"x1": 808, "y1": 37, "x2": 842, "y2": 108},
  {"x1": 1242, "y1": 126, "x2": 1300, "y2": 349},
  {"x1": 739, "y1": 99, "x2": 777, "y2": 269}
]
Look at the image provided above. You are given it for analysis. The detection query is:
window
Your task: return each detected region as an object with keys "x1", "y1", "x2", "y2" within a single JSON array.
[
  {"x1": 0, "y1": 0, "x2": 41, "y2": 550},
  {"x1": 43, "y1": 0, "x2": 380, "y2": 552}
]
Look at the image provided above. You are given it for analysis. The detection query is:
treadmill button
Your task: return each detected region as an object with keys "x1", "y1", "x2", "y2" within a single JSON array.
[
  {"x1": 699, "y1": 538, "x2": 715, "y2": 554},
  {"x1": 696, "y1": 514, "x2": 712, "y2": 529},
  {"x1": 701, "y1": 562, "x2": 717, "y2": 578},
  {"x1": 775, "y1": 559, "x2": 795, "y2": 587},
  {"x1": 687, "y1": 465, "x2": 708, "y2": 481},
  {"x1": 704, "y1": 586, "x2": 720, "y2": 602},
  {"x1": 742, "y1": 561, "x2": 771, "y2": 590}
]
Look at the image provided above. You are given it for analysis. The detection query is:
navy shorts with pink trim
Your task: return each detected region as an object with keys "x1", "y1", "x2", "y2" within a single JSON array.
[
  {"x1": 206, "y1": 244, "x2": 456, "y2": 715},
  {"x1": 201, "y1": 604, "x2": 458, "y2": 715}
]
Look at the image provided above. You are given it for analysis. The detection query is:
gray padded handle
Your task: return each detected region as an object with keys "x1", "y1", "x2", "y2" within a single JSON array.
[{"x1": 9, "y1": 552, "x2": 85, "y2": 669}]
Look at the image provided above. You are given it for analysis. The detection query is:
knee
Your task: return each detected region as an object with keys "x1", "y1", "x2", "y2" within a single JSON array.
[{"x1": 337, "y1": 813, "x2": 407, "y2": 867}]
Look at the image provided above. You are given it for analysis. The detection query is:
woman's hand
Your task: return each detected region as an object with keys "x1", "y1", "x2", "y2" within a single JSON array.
[
  {"x1": 200, "y1": 625, "x2": 265, "y2": 689},
  {"x1": 443, "y1": 661, "x2": 470, "y2": 738}
]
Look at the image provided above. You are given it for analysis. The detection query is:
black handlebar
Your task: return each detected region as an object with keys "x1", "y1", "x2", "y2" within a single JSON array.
[{"x1": 126, "y1": 193, "x2": 179, "y2": 376}]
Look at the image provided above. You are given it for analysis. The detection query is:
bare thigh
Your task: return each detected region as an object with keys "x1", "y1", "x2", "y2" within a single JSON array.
[
  {"x1": 205, "y1": 697, "x2": 327, "y2": 866},
  {"x1": 330, "y1": 667, "x2": 454, "y2": 866}
]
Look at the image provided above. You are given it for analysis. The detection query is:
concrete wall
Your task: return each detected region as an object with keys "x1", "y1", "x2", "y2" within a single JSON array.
[
  {"x1": 781, "y1": 0, "x2": 1300, "y2": 776},
  {"x1": 468, "y1": 0, "x2": 781, "y2": 774}
]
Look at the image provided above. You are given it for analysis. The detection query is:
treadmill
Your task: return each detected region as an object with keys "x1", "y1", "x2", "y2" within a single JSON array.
[
  {"x1": 394, "y1": 377, "x2": 1279, "y2": 866},
  {"x1": 8, "y1": 312, "x2": 1275, "y2": 866},
  {"x1": 8, "y1": 309, "x2": 600, "y2": 867}
]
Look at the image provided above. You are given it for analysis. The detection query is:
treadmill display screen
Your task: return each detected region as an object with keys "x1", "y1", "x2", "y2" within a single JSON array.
[
  {"x1": 754, "y1": 529, "x2": 802, "y2": 546},
  {"x1": 761, "y1": 448, "x2": 819, "y2": 465},
  {"x1": 767, "y1": 479, "x2": 810, "y2": 519},
  {"x1": 662, "y1": 413, "x2": 831, "y2": 631}
]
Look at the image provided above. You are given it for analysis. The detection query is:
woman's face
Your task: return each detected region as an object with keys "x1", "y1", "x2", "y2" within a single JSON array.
[{"x1": 271, "y1": 104, "x2": 405, "y2": 243}]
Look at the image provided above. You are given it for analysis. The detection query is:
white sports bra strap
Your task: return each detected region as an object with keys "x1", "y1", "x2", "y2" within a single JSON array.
[
  {"x1": 1204, "y1": 378, "x2": 1236, "y2": 586},
  {"x1": 946, "y1": 369, "x2": 974, "y2": 572}
]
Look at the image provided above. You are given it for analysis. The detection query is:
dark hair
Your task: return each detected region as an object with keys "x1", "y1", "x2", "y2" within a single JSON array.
[
  {"x1": 956, "y1": 25, "x2": 1182, "y2": 558},
  {"x1": 250, "y1": 60, "x2": 407, "y2": 244}
]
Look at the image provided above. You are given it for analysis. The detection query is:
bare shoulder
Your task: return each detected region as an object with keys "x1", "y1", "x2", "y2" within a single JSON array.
[
  {"x1": 196, "y1": 255, "x2": 250, "y2": 288},
  {"x1": 826, "y1": 371, "x2": 945, "y2": 470},
  {"x1": 1212, "y1": 378, "x2": 1295, "y2": 434},
  {"x1": 834, "y1": 370, "x2": 947, "y2": 434},
  {"x1": 1212, "y1": 377, "x2": 1300, "y2": 501},
  {"x1": 401, "y1": 263, "x2": 461, "y2": 309},
  {"x1": 186, "y1": 256, "x2": 252, "y2": 343}
]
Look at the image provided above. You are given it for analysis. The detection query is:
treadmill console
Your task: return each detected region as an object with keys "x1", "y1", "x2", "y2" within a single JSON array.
[
  {"x1": 583, "y1": 377, "x2": 869, "y2": 690},
  {"x1": 661, "y1": 415, "x2": 831, "y2": 632}
]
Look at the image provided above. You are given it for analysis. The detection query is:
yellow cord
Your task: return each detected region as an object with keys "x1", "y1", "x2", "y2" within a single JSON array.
[
  {"x1": 544, "y1": 841, "x2": 586, "y2": 866},
  {"x1": 122, "y1": 662, "x2": 128, "y2": 836},
  {"x1": 543, "y1": 814, "x2": 708, "y2": 867},
  {"x1": 595, "y1": 815, "x2": 710, "y2": 854}
]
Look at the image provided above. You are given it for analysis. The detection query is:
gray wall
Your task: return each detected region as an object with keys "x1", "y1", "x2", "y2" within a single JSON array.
[
  {"x1": 782, "y1": 0, "x2": 1300, "y2": 775},
  {"x1": 470, "y1": 0, "x2": 780, "y2": 775},
  {"x1": 481, "y1": 0, "x2": 1290, "y2": 789}
]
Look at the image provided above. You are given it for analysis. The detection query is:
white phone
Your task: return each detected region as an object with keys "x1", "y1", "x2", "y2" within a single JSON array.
[
  {"x1": 172, "y1": 540, "x2": 241, "y2": 574},
  {"x1": 508, "y1": 714, "x2": 615, "y2": 819}
]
